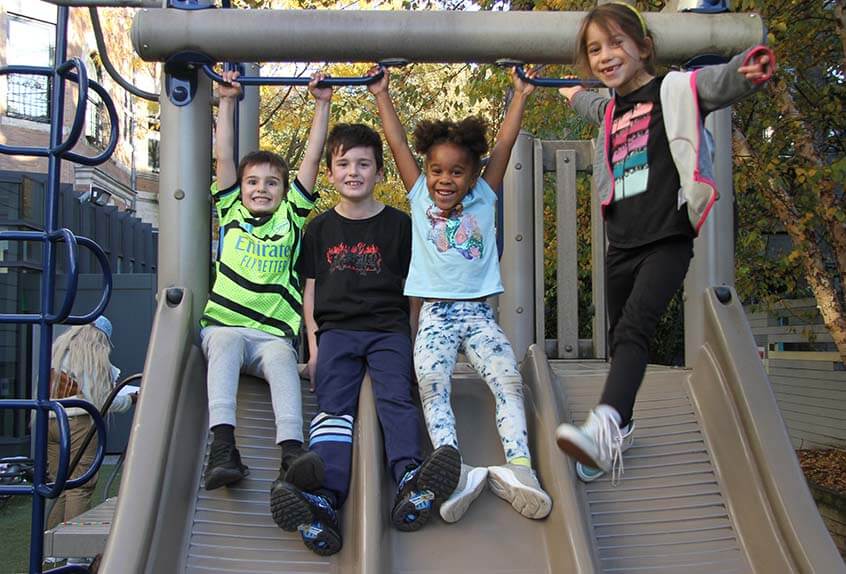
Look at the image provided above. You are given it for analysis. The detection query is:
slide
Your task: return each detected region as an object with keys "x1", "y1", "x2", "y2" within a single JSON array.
[{"x1": 68, "y1": 285, "x2": 840, "y2": 573}]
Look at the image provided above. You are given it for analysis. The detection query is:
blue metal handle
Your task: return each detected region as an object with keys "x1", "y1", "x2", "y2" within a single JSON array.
[
  {"x1": 202, "y1": 64, "x2": 385, "y2": 87},
  {"x1": 0, "y1": 401, "x2": 73, "y2": 499},
  {"x1": 0, "y1": 60, "x2": 88, "y2": 157},
  {"x1": 0, "y1": 229, "x2": 80, "y2": 324},
  {"x1": 65, "y1": 236, "x2": 113, "y2": 325},
  {"x1": 61, "y1": 74, "x2": 120, "y2": 166},
  {"x1": 513, "y1": 64, "x2": 603, "y2": 88},
  {"x1": 55, "y1": 399, "x2": 107, "y2": 490}
]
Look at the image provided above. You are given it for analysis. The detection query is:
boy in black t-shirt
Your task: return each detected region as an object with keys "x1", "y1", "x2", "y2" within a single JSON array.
[{"x1": 270, "y1": 124, "x2": 460, "y2": 556}]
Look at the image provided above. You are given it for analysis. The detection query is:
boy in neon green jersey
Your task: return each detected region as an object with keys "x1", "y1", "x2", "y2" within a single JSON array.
[{"x1": 200, "y1": 69, "x2": 331, "y2": 521}]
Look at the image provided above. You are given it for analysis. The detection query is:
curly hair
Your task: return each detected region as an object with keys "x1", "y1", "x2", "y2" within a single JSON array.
[{"x1": 413, "y1": 116, "x2": 489, "y2": 172}]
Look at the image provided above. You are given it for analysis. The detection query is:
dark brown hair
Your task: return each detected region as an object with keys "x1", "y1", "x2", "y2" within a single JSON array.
[
  {"x1": 237, "y1": 150, "x2": 290, "y2": 193},
  {"x1": 413, "y1": 117, "x2": 489, "y2": 173},
  {"x1": 325, "y1": 123, "x2": 384, "y2": 171},
  {"x1": 574, "y1": 3, "x2": 656, "y2": 78}
]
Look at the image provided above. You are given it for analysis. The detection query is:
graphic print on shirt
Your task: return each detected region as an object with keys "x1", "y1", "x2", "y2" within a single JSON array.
[
  {"x1": 425, "y1": 204, "x2": 484, "y2": 260},
  {"x1": 325, "y1": 242, "x2": 383, "y2": 275},
  {"x1": 611, "y1": 102, "x2": 653, "y2": 202}
]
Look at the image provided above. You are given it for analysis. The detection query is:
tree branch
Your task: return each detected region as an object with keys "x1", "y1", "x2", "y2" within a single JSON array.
[
  {"x1": 769, "y1": 75, "x2": 846, "y2": 280},
  {"x1": 734, "y1": 127, "x2": 846, "y2": 362}
]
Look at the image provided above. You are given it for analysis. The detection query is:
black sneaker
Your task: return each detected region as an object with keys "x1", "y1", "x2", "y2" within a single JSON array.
[
  {"x1": 270, "y1": 481, "x2": 342, "y2": 556},
  {"x1": 203, "y1": 441, "x2": 249, "y2": 490},
  {"x1": 278, "y1": 449, "x2": 325, "y2": 492},
  {"x1": 391, "y1": 445, "x2": 461, "y2": 532}
]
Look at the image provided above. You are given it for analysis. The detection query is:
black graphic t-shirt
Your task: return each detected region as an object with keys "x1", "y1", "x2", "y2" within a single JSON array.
[
  {"x1": 605, "y1": 76, "x2": 696, "y2": 248},
  {"x1": 299, "y1": 205, "x2": 412, "y2": 335}
]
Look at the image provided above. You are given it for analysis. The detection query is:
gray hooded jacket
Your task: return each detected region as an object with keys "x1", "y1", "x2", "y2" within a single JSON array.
[{"x1": 570, "y1": 45, "x2": 775, "y2": 235}]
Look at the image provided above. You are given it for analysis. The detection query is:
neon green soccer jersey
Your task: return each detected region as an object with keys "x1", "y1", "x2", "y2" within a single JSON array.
[{"x1": 200, "y1": 178, "x2": 315, "y2": 337}]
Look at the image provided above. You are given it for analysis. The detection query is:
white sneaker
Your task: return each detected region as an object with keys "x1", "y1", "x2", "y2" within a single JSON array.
[
  {"x1": 487, "y1": 464, "x2": 552, "y2": 519},
  {"x1": 439, "y1": 464, "x2": 488, "y2": 523},
  {"x1": 575, "y1": 421, "x2": 635, "y2": 483},
  {"x1": 556, "y1": 405, "x2": 629, "y2": 484}
]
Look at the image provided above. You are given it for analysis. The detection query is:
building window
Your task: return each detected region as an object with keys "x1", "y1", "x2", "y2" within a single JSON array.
[
  {"x1": 5, "y1": 14, "x2": 55, "y2": 123},
  {"x1": 148, "y1": 139, "x2": 160, "y2": 173},
  {"x1": 85, "y1": 60, "x2": 110, "y2": 149}
]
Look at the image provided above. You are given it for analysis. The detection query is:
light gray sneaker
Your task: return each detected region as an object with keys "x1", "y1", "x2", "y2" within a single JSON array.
[
  {"x1": 487, "y1": 464, "x2": 552, "y2": 519},
  {"x1": 439, "y1": 464, "x2": 488, "y2": 523},
  {"x1": 575, "y1": 420, "x2": 635, "y2": 483}
]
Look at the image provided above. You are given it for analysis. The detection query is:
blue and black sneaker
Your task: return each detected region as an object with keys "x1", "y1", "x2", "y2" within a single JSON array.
[
  {"x1": 391, "y1": 445, "x2": 461, "y2": 532},
  {"x1": 270, "y1": 481, "x2": 342, "y2": 556}
]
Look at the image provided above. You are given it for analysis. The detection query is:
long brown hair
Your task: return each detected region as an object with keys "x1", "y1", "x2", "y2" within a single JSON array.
[{"x1": 574, "y1": 3, "x2": 657, "y2": 78}]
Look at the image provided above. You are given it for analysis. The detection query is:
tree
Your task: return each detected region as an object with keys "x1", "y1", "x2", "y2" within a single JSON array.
[{"x1": 731, "y1": 0, "x2": 846, "y2": 361}]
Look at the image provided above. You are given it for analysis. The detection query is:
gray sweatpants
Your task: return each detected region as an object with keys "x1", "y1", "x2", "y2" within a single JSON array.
[{"x1": 201, "y1": 325, "x2": 303, "y2": 444}]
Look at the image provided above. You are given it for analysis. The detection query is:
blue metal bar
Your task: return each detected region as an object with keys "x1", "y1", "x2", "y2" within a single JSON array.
[
  {"x1": 30, "y1": 6, "x2": 68, "y2": 570},
  {"x1": 52, "y1": 400, "x2": 107, "y2": 490},
  {"x1": 62, "y1": 75, "x2": 120, "y2": 166},
  {"x1": 513, "y1": 64, "x2": 602, "y2": 88},
  {"x1": 0, "y1": 60, "x2": 88, "y2": 157},
  {"x1": 202, "y1": 63, "x2": 385, "y2": 87},
  {"x1": 0, "y1": 229, "x2": 79, "y2": 325},
  {"x1": 66, "y1": 236, "x2": 113, "y2": 324}
]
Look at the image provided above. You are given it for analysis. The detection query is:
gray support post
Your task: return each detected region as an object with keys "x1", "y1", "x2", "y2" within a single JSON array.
[
  {"x1": 590, "y1": 142, "x2": 608, "y2": 359},
  {"x1": 684, "y1": 108, "x2": 734, "y2": 365},
  {"x1": 133, "y1": 9, "x2": 765, "y2": 65},
  {"x1": 157, "y1": 70, "x2": 212, "y2": 334},
  {"x1": 533, "y1": 138, "x2": 546, "y2": 350},
  {"x1": 500, "y1": 132, "x2": 535, "y2": 361},
  {"x1": 238, "y1": 62, "x2": 260, "y2": 160},
  {"x1": 556, "y1": 149, "x2": 579, "y2": 359}
]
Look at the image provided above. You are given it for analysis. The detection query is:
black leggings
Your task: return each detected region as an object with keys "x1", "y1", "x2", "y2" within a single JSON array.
[{"x1": 600, "y1": 237, "x2": 693, "y2": 426}]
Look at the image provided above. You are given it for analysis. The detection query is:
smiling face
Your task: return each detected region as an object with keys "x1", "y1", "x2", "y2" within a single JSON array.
[
  {"x1": 424, "y1": 142, "x2": 478, "y2": 213},
  {"x1": 585, "y1": 21, "x2": 653, "y2": 95},
  {"x1": 327, "y1": 145, "x2": 383, "y2": 202},
  {"x1": 240, "y1": 163, "x2": 285, "y2": 216}
]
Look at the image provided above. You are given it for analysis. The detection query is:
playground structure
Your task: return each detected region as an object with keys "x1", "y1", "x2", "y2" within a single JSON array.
[{"x1": 1, "y1": 1, "x2": 844, "y2": 573}]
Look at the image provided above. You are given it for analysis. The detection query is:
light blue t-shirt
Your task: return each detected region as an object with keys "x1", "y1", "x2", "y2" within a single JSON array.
[{"x1": 404, "y1": 174, "x2": 503, "y2": 299}]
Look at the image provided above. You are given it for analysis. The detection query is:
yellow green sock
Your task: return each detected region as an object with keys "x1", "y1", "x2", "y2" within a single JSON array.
[{"x1": 508, "y1": 456, "x2": 531, "y2": 468}]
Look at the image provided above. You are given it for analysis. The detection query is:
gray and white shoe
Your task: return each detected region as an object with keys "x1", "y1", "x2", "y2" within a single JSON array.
[
  {"x1": 575, "y1": 420, "x2": 635, "y2": 482},
  {"x1": 439, "y1": 464, "x2": 488, "y2": 523},
  {"x1": 556, "y1": 405, "x2": 631, "y2": 484},
  {"x1": 487, "y1": 464, "x2": 552, "y2": 519}
]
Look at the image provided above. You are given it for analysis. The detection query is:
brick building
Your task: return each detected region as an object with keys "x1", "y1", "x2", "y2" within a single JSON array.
[{"x1": 0, "y1": 1, "x2": 160, "y2": 453}]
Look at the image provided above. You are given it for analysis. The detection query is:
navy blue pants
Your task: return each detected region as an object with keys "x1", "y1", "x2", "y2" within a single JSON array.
[
  {"x1": 601, "y1": 237, "x2": 693, "y2": 426},
  {"x1": 309, "y1": 329, "x2": 422, "y2": 507}
]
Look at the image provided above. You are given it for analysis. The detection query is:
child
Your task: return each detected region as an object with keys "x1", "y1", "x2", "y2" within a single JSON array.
[
  {"x1": 47, "y1": 316, "x2": 135, "y2": 529},
  {"x1": 553, "y1": 2, "x2": 775, "y2": 483},
  {"x1": 271, "y1": 123, "x2": 461, "y2": 556},
  {"x1": 369, "y1": 67, "x2": 552, "y2": 523},
  {"x1": 200, "y1": 69, "x2": 331, "y2": 508}
]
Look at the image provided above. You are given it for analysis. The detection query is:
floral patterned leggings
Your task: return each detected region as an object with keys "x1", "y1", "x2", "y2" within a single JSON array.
[{"x1": 414, "y1": 301, "x2": 530, "y2": 464}]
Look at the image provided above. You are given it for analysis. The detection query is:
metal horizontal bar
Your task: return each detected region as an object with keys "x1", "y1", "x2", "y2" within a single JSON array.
[
  {"x1": 43, "y1": 0, "x2": 162, "y2": 6},
  {"x1": 132, "y1": 9, "x2": 766, "y2": 65}
]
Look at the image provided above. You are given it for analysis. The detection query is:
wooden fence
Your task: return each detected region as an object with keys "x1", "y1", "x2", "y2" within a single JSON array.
[{"x1": 745, "y1": 299, "x2": 845, "y2": 450}]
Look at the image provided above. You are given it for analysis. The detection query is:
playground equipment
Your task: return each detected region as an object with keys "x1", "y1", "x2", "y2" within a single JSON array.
[{"x1": 16, "y1": 1, "x2": 846, "y2": 572}]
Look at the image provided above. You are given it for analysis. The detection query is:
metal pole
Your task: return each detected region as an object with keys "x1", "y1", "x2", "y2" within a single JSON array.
[
  {"x1": 238, "y1": 63, "x2": 260, "y2": 160},
  {"x1": 556, "y1": 149, "x2": 578, "y2": 359},
  {"x1": 684, "y1": 108, "x2": 734, "y2": 365},
  {"x1": 157, "y1": 70, "x2": 212, "y2": 335},
  {"x1": 500, "y1": 132, "x2": 535, "y2": 361},
  {"x1": 29, "y1": 7, "x2": 70, "y2": 571},
  {"x1": 132, "y1": 9, "x2": 765, "y2": 65}
]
